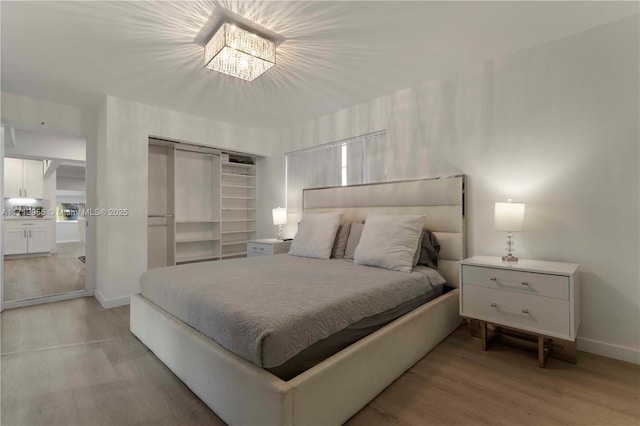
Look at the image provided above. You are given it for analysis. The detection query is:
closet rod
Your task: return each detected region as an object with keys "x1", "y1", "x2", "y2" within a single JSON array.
[{"x1": 148, "y1": 214, "x2": 174, "y2": 218}]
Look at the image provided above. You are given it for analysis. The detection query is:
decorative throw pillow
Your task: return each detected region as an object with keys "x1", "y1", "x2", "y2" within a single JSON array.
[
  {"x1": 331, "y1": 222, "x2": 352, "y2": 259},
  {"x1": 344, "y1": 222, "x2": 364, "y2": 259},
  {"x1": 354, "y1": 214, "x2": 425, "y2": 272},
  {"x1": 418, "y1": 230, "x2": 440, "y2": 268},
  {"x1": 288, "y1": 213, "x2": 342, "y2": 259}
]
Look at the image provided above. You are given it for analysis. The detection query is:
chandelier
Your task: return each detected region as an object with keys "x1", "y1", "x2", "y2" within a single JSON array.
[{"x1": 204, "y1": 23, "x2": 276, "y2": 81}]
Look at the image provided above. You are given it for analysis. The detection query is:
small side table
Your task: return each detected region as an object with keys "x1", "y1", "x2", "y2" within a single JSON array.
[
  {"x1": 247, "y1": 239, "x2": 291, "y2": 257},
  {"x1": 459, "y1": 256, "x2": 580, "y2": 367}
]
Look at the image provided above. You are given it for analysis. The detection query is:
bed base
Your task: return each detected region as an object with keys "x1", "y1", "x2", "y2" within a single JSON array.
[{"x1": 130, "y1": 289, "x2": 461, "y2": 426}]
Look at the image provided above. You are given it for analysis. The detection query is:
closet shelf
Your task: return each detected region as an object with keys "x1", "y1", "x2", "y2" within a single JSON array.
[
  {"x1": 222, "y1": 219, "x2": 256, "y2": 222},
  {"x1": 176, "y1": 220, "x2": 220, "y2": 224},
  {"x1": 175, "y1": 254, "x2": 219, "y2": 263},
  {"x1": 221, "y1": 242, "x2": 248, "y2": 247},
  {"x1": 221, "y1": 230, "x2": 256, "y2": 234},
  {"x1": 221, "y1": 172, "x2": 256, "y2": 178},
  {"x1": 175, "y1": 236, "x2": 221, "y2": 243},
  {"x1": 221, "y1": 185, "x2": 256, "y2": 189},
  {"x1": 221, "y1": 251, "x2": 248, "y2": 258},
  {"x1": 221, "y1": 196, "x2": 254, "y2": 200},
  {"x1": 222, "y1": 162, "x2": 255, "y2": 168}
]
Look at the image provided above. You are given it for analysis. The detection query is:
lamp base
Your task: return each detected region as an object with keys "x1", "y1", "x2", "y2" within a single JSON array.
[{"x1": 502, "y1": 255, "x2": 519, "y2": 262}]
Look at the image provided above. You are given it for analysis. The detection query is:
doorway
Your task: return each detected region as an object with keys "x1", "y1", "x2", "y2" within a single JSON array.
[{"x1": 1, "y1": 126, "x2": 90, "y2": 308}]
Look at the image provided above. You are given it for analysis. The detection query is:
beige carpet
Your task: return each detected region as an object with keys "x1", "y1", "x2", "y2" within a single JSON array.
[{"x1": 3, "y1": 241, "x2": 85, "y2": 302}]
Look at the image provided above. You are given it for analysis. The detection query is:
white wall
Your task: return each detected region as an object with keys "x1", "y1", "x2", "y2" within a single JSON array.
[
  {"x1": 278, "y1": 16, "x2": 640, "y2": 362},
  {"x1": 5, "y1": 128, "x2": 85, "y2": 161},
  {"x1": 57, "y1": 176, "x2": 85, "y2": 192},
  {"x1": 96, "y1": 96, "x2": 277, "y2": 306}
]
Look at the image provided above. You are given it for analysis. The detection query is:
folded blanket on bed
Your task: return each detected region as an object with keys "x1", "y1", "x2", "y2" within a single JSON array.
[{"x1": 139, "y1": 255, "x2": 446, "y2": 368}]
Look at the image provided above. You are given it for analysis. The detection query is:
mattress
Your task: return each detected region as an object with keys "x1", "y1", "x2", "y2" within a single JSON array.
[
  {"x1": 267, "y1": 283, "x2": 443, "y2": 380},
  {"x1": 139, "y1": 254, "x2": 446, "y2": 376}
]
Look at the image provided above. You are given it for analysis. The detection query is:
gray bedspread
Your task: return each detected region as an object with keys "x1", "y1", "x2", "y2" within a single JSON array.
[{"x1": 139, "y1": 254, "x2": 446, "y2": 369}]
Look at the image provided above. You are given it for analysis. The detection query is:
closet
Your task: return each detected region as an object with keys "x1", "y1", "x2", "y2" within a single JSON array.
[
  {"x1": 220, "y1": 161, "x2": 257, "y2": 258},
  {"x1": 147, "y1": 138, "x2": 256, "y2": 269}
]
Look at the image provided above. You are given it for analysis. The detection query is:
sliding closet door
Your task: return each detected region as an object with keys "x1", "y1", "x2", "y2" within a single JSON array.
[
  {"x1": 174, "y1": 150, "x2": 221, "y2": 264},
  {"x1": 147, "y1": 143, "x2": 175, "y2": 269}
]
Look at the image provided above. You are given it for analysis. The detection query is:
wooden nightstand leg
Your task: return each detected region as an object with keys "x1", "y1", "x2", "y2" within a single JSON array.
[
  {"x1": 481, "y1": 321, "x2": 488, "y2": 351},
  {"x1": 538, "y1": 336, "x2": 549, "y2": 368}
]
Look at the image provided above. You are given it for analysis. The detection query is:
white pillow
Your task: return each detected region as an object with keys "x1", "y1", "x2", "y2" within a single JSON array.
[
  {"x1": 288, "y1": 213, "x2": 342, "y2": 259},
  {"x1": 354, "y1": 213, "x2": 425, "y2": 272}
]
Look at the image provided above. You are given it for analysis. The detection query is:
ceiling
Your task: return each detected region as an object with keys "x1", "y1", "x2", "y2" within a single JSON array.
[{"x1": 2, "y1": 1, "x2": 638, "y2": 129}]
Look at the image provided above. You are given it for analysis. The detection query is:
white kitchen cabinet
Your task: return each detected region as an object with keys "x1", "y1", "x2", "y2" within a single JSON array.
[
  {"x1": 4, "y1": 158, "x2": 23, "y2": 198},
  {"x1": 27, "y1": 227, "x2": 50, "y2": 253},
  {"x1": 4, "y1": 228, "x2": 29, "y2": 254},
  {"x1": 4, "y1": 220, "x2": 50, "y2": 255},
  {"x1": 23, "y1": 159, "x2": 44, "y2": 198},
  {"x1": 3, "y1": 158, "x2": 44, "y2": 199}
]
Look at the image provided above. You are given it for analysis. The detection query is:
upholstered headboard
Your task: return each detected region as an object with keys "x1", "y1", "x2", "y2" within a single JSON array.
[{"x1": 302, "y1": 175, "x2": 466, "y2": 287}]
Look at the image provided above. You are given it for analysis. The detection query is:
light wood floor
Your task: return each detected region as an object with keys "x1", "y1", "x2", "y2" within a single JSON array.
[
  {"x1": 3, "y1": 242, "x2": 85, "y2": 302},
  {"x1": 1, "y1": 298, "x2": 638, "y2": 426}
]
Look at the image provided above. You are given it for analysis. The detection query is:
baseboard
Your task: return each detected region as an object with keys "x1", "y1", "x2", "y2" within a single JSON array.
[
  {"x1": 578, "y1": 337, "x2": 640, "y2": 365},
  {"x1": 94, "y1": 289, "x2": 130, "y2": 309}
]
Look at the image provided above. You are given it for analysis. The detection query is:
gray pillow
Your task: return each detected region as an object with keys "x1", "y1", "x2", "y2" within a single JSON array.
[
  {"x1": 417, "y1": 229, "x2": 440, "y2": 268},
  {"x1": 288, "y1": 213, "x2": 342, "y2": 259},
  {"x1": 344, "y1": 222, "x2": 364, "y2": 259},
  {"x1": 331, "y1": 223, "x2": 352, "y2": 259},
  {"x1": 354, "y1": 214, "x2": 425, "y2": 272}
]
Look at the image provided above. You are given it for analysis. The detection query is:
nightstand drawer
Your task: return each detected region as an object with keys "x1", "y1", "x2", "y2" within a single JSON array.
[
  {"x1": 462, "y1": 265, "x2": 569, "y2": 300},
  {"x1": 462, "y1": 285, "x2": 570, "y2": 338},
  {"x1": 247, "y1": 243, "x2": 273, "y2": 256}
]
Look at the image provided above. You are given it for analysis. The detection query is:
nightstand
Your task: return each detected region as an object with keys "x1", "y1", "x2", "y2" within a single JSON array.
[
  {"x1": 460, "y1": 256, "x2": 580, "y2": 367},
  {"x1": 247, "y1": 239, "x2": 292, "y2": 257}
]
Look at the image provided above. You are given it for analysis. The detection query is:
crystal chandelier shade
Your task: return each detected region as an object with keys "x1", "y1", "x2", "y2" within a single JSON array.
[{"x1": 204, "y1": 23, "x2": 276, "y2": 81}]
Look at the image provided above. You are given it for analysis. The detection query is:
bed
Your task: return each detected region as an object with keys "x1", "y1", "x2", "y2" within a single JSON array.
[{"x1": 131, "y1": 175, "x2": 466, "y2": 425}]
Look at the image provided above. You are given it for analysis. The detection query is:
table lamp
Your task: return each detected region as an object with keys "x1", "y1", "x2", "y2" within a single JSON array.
[
  {"x1": 272, "y1": 207, "x2": 287, "y2": 240},
  {"x1": 494, "y1": 199, "x2": 525, "y2": 262}
]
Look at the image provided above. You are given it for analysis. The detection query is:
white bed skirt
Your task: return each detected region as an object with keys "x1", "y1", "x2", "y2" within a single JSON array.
[{"x1": 130, "y1": 289, "x2": 461, "y2": 426}]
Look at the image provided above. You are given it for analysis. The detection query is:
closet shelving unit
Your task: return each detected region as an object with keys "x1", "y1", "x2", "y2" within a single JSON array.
[
  {"x1": 147, "y1": 139, "x2": 256, "y2": 269},
  {"x1": 220, "y1": 160, "x2": 257, "y2": 259},
  {"x1": 174, "y1": 149, "x2": 221, "y2": 265}
]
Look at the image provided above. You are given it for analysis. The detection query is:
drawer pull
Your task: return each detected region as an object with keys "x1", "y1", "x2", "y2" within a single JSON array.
[
  {"x1": 521, "y1": 282, "x2": 529, "y2": 286},
  {"x1": 490, "y1": 303, "x2": 529, "y2": 315},
  {"x1": 490, "y1": 277, "x2": 497, "y2": 281}
]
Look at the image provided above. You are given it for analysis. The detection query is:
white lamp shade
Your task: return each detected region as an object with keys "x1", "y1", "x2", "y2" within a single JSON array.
[
  {"x1": 494, "y1": 202, "x2": 525, "y2": 232},
  {"x1": 272, "y1": 207, "x2": 288, "y2": 226}
]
